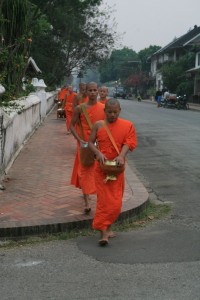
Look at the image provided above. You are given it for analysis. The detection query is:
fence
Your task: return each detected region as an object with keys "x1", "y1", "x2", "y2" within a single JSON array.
[{"x1": 0, "y1": 91, "x2": 56, "y2": 178}]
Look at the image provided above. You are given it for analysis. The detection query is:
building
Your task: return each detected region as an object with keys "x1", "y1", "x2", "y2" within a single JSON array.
[{"x1": 150, "y1": 25, "x2": 200, "y2": 96}]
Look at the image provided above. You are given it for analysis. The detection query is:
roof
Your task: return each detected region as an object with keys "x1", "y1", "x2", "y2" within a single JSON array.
[
  {"x1": 186, "y1": 66, "x2": 200, "y2": 73},
  {"x1": 183, "y1": 33, "x2": 200, "y2": 46},
  {"x1": 152, "y1": 25, "x2": 200, "y2": 56}
]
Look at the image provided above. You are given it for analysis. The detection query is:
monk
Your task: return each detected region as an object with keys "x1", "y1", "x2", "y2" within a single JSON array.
[
  {"x1": 71, "y1": 82, "x2": 89, "y2": 188},
  {"x1": 88, "y1": 98, "x2": 137, "y2": 246},
  {"x1": 58, "y1": 84, "x2": 69, "y2": 102},
  {"x1": 99, "y1": 85, "x2": 109, "y2": 104},
  {"x1": 73, "y1": 82, "x2": 89, "y2": 109},
  {"x1": 63, "y1": 85, "x2": 76, "y2": 134},
  {"x1": 70, "y1": 82, "x2": 105, "y2": 214}
]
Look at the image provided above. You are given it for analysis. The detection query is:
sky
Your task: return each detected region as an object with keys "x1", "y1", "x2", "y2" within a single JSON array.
[{"x1": 102, "y1": 0, "x2": 200, "y2": 52}]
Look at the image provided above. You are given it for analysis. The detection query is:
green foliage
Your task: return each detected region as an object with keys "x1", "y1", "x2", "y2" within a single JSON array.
[
  {"x1": 138, "y1": 45, "x2": 161, "y2": 72},
  {"x1": 147, "y1": 86, "x2": 156, "y2": 97},
  {"x1": 0, "y1": 0, "x2": 39, "y2": 99},
  {"x1": 98, "y1": 45, "x2": 161, "y2": 97},
  {"x1": 161, "y1": 52, "x2": 195, "y2": 95},
  {"x1": 1, "y1": 0, "x2": 115, "y2": 98},
  {"x1": 99, "y1": 47, "x2": 138, "y2": 83},
  {"x1": 30, "y1": 0, "x2": 115, "y2": 88}
]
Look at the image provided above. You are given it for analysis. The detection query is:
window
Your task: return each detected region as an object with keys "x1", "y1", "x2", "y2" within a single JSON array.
[{"x1": 196, "y1": 52, "x2": 200, "y2": 67}]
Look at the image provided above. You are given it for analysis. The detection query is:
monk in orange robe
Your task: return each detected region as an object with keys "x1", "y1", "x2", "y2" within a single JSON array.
[
  {"x1": 71, "y1": 83, "x2": 89, "y2": 189},
  {"x1": 70, "y1": 82, "x2": 105, "y2": 213},
  {"x1": 88, "y1": 98, "x2": 137, "y2": 246},
  {"x1": 63, "y1": 86, "x2": 76, "y2": 134},
  {"x1": 58, "y1": 85, "x2": 69, "y2": 102},
  {"x1": 73, "y1": 82, "x2": 89, "y2": 109},
  {"x1": 99, "y1": 86, "x2": 109, "y2": 104}
]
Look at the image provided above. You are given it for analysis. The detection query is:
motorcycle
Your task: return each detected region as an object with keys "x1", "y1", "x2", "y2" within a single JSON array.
[
  {"x1": 163, "y1": 96, "x2": 179, "y2": 109},
  {"x1": 160, "y1": 97, "x2": 167, "y2": 107},
  {"x1": 176, "y1": 95, "x2": 189, "y2": 110}
]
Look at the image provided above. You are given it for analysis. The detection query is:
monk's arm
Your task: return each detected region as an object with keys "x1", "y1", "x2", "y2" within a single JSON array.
[
  {"x1": 62, "y1": 92, "x2": 69, "y2": 108},
  {"x1": 73, "y1": 94, "x2": 79, "y2": 109},
  {"x1": 61, "y1": 97, "x2": 66, "y2": 109},
  {"x1": 70, "y1": 107, "x2": 85, "y2": 144},
  {"x1": 115, "y1": 144, "x2": 130, "y2": 166},
  {"x1": 115, "y1": 123, "x2": 137, "y2": 165},
  {"x1": 89, "y1": 123, "x2": 107, "y2": 163}
]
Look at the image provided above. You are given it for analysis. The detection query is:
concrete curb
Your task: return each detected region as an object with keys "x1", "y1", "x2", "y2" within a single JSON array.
[{"x1": 0, "y1": 164, "x2": 149, "y2": 239}]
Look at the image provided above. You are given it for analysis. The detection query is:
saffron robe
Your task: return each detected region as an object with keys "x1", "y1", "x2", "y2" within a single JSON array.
[
  {"x1": 58, "y1": 88, "x2": 68, "y2": 101},
  {"x1": 65, "y1": 92, "x2": 77, "y2": 130},
  {"x1": 71, "y1": 102, "x2": 105, "y2": 194},
  {"x1": 92, "y1": 118, "x2": 137, "y2": 231},
  {"x1": 78, "y1": 95, "x2": 89, "y2": 105},
  {"x1": 70, "y1": 95, "x2": 89, "y2": 188},
  {"x1": 99, "y1": 97, "x2": 108, "y2": 105}
]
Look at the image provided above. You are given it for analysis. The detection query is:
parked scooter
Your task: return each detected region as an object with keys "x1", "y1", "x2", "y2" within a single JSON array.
[
  {"x1": 160, "y1": 97, "x2": 167, "y2": 107},
  {"x1": 163, "y1": 95, "x2": 179, "y2": 109},
  {"x1": 176, "y1": 95, "x2": 189, "y2": 110},
  {"x1": 162, "y1": 94, "x2": 189, "y2": 110}
]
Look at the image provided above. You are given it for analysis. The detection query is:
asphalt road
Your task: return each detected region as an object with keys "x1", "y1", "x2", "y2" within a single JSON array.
[{"x1": 1, "y1": 100, "x2": 200, "y2": 300}]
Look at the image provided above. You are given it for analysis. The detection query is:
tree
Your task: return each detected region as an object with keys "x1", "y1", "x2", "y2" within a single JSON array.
[
  {"x1": 98, "y1": 47, "x2": 138, "y2": 83},
  {"x1": 0, "y1": 0, "x2": 50, "y2": 98},
  {"x1": 161, "y1": 52, "x2": 195, "y2": 95},
  {"x1": 1, "y1": 0, "x2": 117, "y2": 98},
  {"x1": 127, "y1": 45, "x2": 162, "y2": 96},
  {"x1": 138, "y1": 45, "x2": 161, "y2": 73},
  {"x1": 30, "y1": 0, "x2": 116, "y2": 87}
]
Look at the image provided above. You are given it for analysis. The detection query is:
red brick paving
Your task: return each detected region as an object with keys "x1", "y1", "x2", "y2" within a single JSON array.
[{"x1": 0, "y1": 109, "x2": 148, "y2": 237}]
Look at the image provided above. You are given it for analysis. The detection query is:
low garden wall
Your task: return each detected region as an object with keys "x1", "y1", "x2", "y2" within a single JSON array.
[{"x1": 0, "y1": 91, "x2": 56, "y2": 177}]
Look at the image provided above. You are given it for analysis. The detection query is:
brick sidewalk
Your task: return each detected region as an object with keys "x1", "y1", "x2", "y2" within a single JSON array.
[{"x1": 0, "y1": 109, "x2": 148, "y2": 238}]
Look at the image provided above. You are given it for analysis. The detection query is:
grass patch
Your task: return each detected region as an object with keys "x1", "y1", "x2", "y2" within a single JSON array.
[
  {"x1": 0, "y1": 227, "x2": 95, "y2": 250},
  {"x1": 0, "y1": 202, "x2": 171, "y2": 249},
  {"x1": 114, "y1": 202, "x2": 171, "y2": 231}
]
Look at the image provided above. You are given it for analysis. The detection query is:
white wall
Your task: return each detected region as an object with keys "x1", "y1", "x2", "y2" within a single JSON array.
[{"x1": 0, "y1": 91, "x2": 56, "y2": 176}]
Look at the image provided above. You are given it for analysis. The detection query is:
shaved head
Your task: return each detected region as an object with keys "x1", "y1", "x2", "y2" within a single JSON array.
[
  {"x1": 86, "y1": 82, "x2": 97, "y2": 90},
  {"x1": 105, "y1": 98, "x2": 121, "y2": 109}
]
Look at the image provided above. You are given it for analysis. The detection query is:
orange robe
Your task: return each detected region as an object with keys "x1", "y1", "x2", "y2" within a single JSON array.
[
  {"x1": 70, "y1": 95, "x2": 89, "y2": 188},
  {"x1": 99, "y1": 97, "x2": 108, "y2": 104},
  {"x1": 58, "y1": 88, "x2": 68, "y2": 101},
  {"x1": 78, "y1": 95, "x2": 89, "y2": 105},
  {"x1": 71, "y1": 102, "x2": 105, "y2": 195},
  {"x1": 65, "y1": 92, "x2": 77, "y2": 130},
  {"x1": 92, "y1": 118, "x2": 137, "y2": 231}
]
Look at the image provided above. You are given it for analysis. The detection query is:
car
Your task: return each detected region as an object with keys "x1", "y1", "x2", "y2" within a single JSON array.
[{"x1": 113, "y1": 87, "x2": 127, "y2": 99}]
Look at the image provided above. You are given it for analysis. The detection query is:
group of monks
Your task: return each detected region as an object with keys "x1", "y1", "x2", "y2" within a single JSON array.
[
  {"x1": 58, "y1": 83, "x2": 109, "y2": 134},
  {"x1": 57, "y1": 82, "x2": 137, "y2": 246}
]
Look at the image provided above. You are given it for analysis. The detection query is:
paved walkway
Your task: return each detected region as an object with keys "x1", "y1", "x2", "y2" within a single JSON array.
[{"x1": 0, "y1": 108, "x2": 148, "y2": 238}]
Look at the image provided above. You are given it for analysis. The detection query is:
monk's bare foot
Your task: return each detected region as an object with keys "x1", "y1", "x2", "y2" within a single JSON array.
[
  {"x1": 83, "y1": 194, "x2": 91, "y2": 200},
  {"x1": 106, "y1": 226, "x2": 116, "y2": 238},
  {"x1": 98, "y1": 239, "x2": 108, "y2": 246},
  {"x1": 98, "y1": 230, "x2": 109, "y2": 246},
  {"x1": 108, "y1": 231, "x2": 116, "y2": 238},
  {"x1": 84, "y1": 207, "x2": 91, "y2": 214},
  {"x1": 83, "y1": 194, "x2": 91, "y2": 214}
]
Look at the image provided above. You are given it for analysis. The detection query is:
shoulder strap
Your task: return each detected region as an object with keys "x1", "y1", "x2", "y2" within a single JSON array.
[
  {"x1": 80, "y1": 103, "x2": 93, "y2": 129},
  {"x1": 102, "y1": 121, "x2": 120, "y2": 155},
  {"x1": 78, "y1": 119, "x2": 84, "y2": 140}
]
